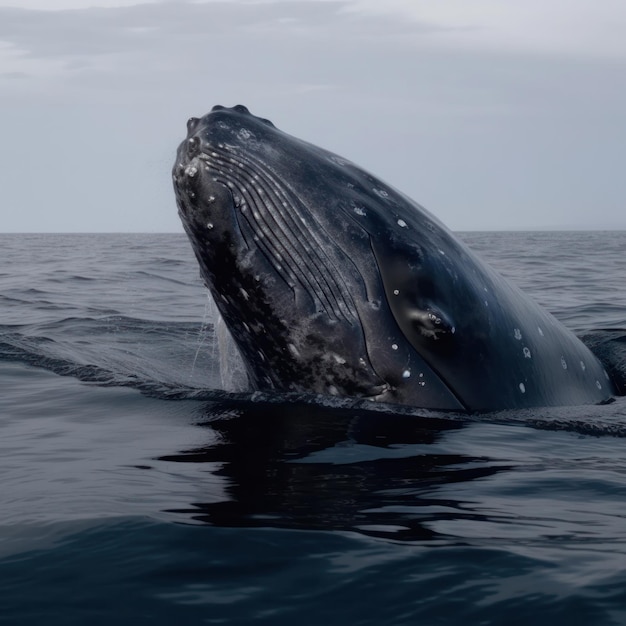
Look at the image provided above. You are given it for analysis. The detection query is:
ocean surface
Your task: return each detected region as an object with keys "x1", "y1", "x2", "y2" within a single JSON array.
[{"x1": 1, "y1": 231, "x2": 626, "y2": 625}]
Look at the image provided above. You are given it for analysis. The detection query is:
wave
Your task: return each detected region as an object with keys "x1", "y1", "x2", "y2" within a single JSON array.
[
  {"x1": 0, "y1": 315, "x2": 221, "y2": 395},
  {"x1": 2, "y1": 316, "x2": 626, "y2": 438}
]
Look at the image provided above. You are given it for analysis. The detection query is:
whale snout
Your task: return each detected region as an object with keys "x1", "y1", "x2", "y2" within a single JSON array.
[{"x1": 186, "y1": 117, "x2": 201, "y2": 134}]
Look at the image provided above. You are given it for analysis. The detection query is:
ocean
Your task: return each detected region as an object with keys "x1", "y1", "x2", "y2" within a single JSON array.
[{"x1": 1, "y1": 231, "x2": 626, "y2": 625}]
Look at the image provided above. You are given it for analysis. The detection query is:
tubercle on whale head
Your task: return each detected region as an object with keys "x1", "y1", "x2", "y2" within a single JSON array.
[
  {"x1": 173, "y1": 105, "x2": 281, "y2": 191},
  {"x1": 207, "y1": 104, "x2": 276, "y2": 128}
]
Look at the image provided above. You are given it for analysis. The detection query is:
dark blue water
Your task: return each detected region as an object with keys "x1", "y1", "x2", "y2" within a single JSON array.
[{"x1": 1, "y1": 232, "x2": 626, "y2": 625}]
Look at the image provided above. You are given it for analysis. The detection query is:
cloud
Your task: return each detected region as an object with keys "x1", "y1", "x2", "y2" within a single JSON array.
[
  {"x1": 343, "y1": 0, "x2": 626, "y2": 59},
  {"x1": 0, "y1": 0, "x2": 157, "y2": 9},
  {"x1": 0, "y1": 1, "x2": 625, "y2": 232},
  {"x1": 0, "y1": 1, "x2": 423, "y2": 69},
  {"x1": 3, "y1": 0, "x2": 626, "y2": 69},
  {"x1": 0, "y1": 1, "x2": 451, "y2": 118}
]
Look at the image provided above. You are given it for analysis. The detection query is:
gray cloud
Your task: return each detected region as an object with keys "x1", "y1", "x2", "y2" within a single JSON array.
[
  {"x1": 1, "y1": 1, "x2": 625, "y2": 232},
  {"x1": 0, "y1": 2, "x2": 430, "y2": 62}
]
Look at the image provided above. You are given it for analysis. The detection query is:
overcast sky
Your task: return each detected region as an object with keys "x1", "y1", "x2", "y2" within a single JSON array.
[{"x1": 1, "y1": 0, "x2": 625, "y2": 232}]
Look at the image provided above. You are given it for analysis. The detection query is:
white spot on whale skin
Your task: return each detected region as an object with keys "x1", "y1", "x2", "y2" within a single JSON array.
[
  {"x1": 239, "y1": 288, "x2": 250, "y2": 301},
  {"x1": 393, "y1": 289, "x2": 400, "y2": 296},
  {"x1": 238, "y1": 128, "x2": 252, "y2": 140},
  {"x1": 184, "y1": 165, "x2": 198, "y2": 178},
  {"x1": 397, "y1": 219, "x2": 407, "y2": 228},
  {"x1": 288, "y1": 343, "x2": 300, "y2": 358},
  {"x1": 580, "y1": 360, "x2": 586, "y2": 371},
  {"x1": 596, "y1": 380, "x2": 602, "y2": 390},
  {"x1": 373, "y1": 188, "x2": 389, "y2": 198},
  {"x1": 328, "y1": 385, "x2": 339, "y2": 396},
  {"x1": 402, "y1": 369, "x2": 411, "y2": 379},
  {"x1": 438, "y1": 249, "x2": 446, "y2": 256},
  {"x1": 523, "y1": 347, "x2": 532, "y2": 359},
  {"x1": 561, "y1": 356, "x2": 568, "y2": 370},
  {"x1": 519, "y1": 382, "x2": 526, "y2": 393},
  {"x1": 538, "y1": 326, "x2": 544, "y2": 337},
  {"x1": 391, "y1": 343, "x2": 398, "y2": 351},
  {"x1": 206, "y1": 222, "x2": 214, "y2": 230},
  {"x1": 604, "y1": 370, "x2": 610, "y2": 380},
  {"x1": 353, "y1": 206, "x2": 366, "y2": 216},
  {"x1": 514, "y1": 328, "x2": 522, "y2": 341}
]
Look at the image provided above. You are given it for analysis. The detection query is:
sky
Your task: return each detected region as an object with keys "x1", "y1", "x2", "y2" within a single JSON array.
[{"x1": 1, "y1": 0, "x2": 625, "y2": 232}]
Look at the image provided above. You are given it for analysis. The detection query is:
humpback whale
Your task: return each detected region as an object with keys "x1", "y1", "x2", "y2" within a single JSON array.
[{"x1": 173, "y1": 105, "x2": 615, "y2": 411}]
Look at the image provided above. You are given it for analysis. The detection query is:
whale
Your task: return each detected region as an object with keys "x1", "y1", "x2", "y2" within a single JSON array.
[{"x1": 172, "y1": 104, "x2": 616, "y2": 411}]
